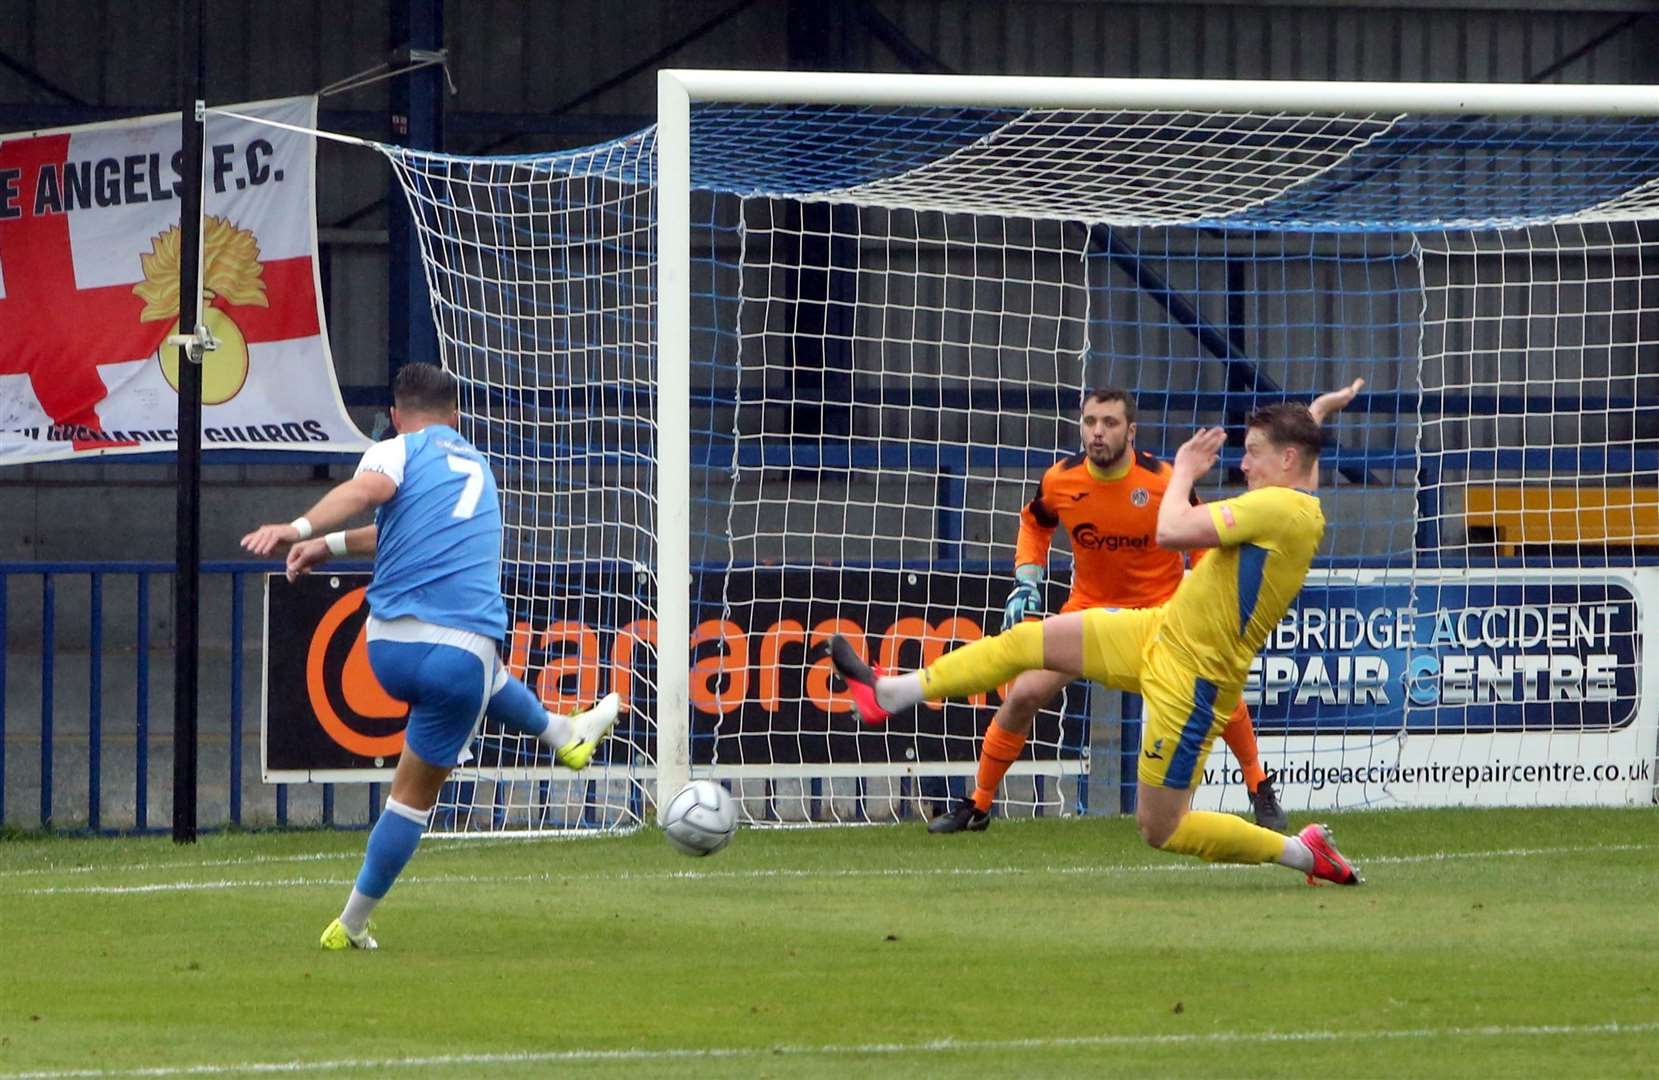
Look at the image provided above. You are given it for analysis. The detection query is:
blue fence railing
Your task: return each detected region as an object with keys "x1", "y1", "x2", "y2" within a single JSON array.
[
  {"x1": 3, "y1": 558, "x2": 1106, "y2": 832},
  {"x1": 0, "y1": 561, "x2": 384, "y2": 833}
]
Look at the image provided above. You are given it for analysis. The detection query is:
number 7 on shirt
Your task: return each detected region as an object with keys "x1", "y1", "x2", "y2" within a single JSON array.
[{"x1": 447, "y1": 454, "x2": 484, "y2": 519}]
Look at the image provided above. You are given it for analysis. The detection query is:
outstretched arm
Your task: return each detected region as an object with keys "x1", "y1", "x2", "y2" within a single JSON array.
[
  {"x1": 240, "y1": 472, "x2": 396, "y2": 557},
  {"x1": 1310, "y1": 378, "x2": 1365, "y2": 426},
  {"x1": 1155, "y1": 427, "x2": 1226, "y2": 552}
]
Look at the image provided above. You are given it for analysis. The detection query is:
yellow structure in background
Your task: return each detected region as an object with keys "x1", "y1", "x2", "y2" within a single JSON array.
[{"x1": 1465, "y1": 487, "x2": 1659, "y2": 555}]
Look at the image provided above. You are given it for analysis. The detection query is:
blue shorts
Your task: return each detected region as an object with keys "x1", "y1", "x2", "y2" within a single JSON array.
[{"x1": 366, "y1": 616, "x2": 498, "y2": 768}]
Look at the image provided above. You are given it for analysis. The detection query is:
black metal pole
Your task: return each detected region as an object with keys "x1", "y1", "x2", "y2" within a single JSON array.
[
  {"x1": 387, "y1": 0, "x2": 444, "y2": 383},
  {"x1": 172, "y1": 0, "x2": 205, "y2": 844}
]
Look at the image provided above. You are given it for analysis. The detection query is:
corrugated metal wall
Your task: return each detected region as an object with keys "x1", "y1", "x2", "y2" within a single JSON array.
[
  {"x1": 5, "y1": 3, "x2": 1653, "y2": 142},
  {"x1": 864, "y1": 1, "x2": 1659, "y2": 82}
]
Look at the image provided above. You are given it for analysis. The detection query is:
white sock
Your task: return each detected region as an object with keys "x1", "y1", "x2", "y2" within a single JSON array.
[
  {"x1": 876, "y1": 672, "x2": 927, "y2": 712},
  {"x1": 539, "y1": 711, "x2": 575, "y2": 748},
  {"x1": 340, "y1": 888, "x2": 378, "y2": 934},
  {"x1": 1278, "y1": 835, "x2": 1314, "y2": 872}
]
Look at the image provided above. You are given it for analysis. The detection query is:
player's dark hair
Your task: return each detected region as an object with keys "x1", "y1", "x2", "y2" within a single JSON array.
[
  {"x1": 1082, "y1": 387, "x2": 1136, "y2": 424},
  {"x1": 1246, "y1": 402, "x2": 1323, "y2": 461},
  {"x1": 392, "y1": 362, "x2": 458, "y2": 416}
]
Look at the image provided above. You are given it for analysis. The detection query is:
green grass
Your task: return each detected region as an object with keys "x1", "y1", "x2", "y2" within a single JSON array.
[{"x1": 2, "y1": 807, "x2": 1656, "y2": 1078}]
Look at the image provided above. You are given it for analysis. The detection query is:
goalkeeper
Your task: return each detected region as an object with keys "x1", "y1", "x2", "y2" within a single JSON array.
[
  {"x1": 242, "y1": 363, "x2": 620, "y2": 950},
  {"x1": 833, "y1": 382, "x2": 1366, "y2": 886},
  {"x1": 930, "y1": 388, "x2": 1285, "y2": 835}
]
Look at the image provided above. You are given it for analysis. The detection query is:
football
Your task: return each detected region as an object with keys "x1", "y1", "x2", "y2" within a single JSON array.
[{"x1": 661, "y1": 779, "x2": 738, "y2": 856}]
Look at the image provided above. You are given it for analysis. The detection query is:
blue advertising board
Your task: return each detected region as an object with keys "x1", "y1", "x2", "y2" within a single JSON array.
[{"x1": 1247, "y1": 575, "x2": 1641, "y2": 735}]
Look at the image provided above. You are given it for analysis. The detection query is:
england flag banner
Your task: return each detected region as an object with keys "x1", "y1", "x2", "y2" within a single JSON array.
[{"x1": 0, "y1": 96, "x2": 367, "y2": 464}]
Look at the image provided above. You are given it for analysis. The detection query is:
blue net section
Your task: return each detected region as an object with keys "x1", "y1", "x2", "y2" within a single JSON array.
[
  {"x1": 688, "y1": 103, "x2": 1018, "y2": 194},
  {"x1": 443, "y1": 107, "x2": 1659, "y2": 231},
  {"x1": 674, "y1": 106, "x2": 1659, "y2": 230},
  {"x1": 1212, "y1": 116, "x2": 1659, "y2": 231}
]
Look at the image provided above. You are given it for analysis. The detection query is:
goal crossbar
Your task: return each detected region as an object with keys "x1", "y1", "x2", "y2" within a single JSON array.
[{"x1": 660, "y1": 70, "x2": 1659, "y2": 116}]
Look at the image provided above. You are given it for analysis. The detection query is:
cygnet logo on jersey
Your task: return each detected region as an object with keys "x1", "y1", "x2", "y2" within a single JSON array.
[
  {"x1": 1245, "y1": 577, "x2": 1640, "y2": 734},
  {"x1": 1069, "y1": 523, "x2": 1150, "y2": 551}
]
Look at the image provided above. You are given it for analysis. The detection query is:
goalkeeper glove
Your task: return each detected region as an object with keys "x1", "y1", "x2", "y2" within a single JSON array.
[{"x1": 1001, "y1": 564, "x2": 1045, "y2": 632}]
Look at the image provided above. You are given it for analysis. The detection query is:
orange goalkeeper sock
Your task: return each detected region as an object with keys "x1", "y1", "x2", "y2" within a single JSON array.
[
  {"x1": 920, "y1": 621, "x2": 1044, "y2": 702},
  {"x1": 1160, "y1": 810, "x2": 1284, "y2": 864},
  {"x1": 972, "y1": 723, "x2": 1028, "y2": 812},
  {"x1": 1221, "y1": 699, "x2": 1266, "y2": 793}
]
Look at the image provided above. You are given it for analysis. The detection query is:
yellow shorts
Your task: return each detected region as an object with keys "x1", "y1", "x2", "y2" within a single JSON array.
[
  {"x1": 1077, "y1": 605, "x2": 1159, "y2": 693},
  {"x1": 1080, "y1": 607, "x2": 1240, "y2": 792}
]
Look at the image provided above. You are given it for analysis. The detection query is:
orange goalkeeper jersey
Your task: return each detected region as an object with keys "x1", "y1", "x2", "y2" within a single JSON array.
[{"x1": 1015, "y1": 448, "x2": 1198, "y2": 612}]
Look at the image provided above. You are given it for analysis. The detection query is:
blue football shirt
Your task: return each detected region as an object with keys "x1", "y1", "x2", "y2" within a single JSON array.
[{"x1": 356, "y1": 424, "x2": 508, "y2": 640}]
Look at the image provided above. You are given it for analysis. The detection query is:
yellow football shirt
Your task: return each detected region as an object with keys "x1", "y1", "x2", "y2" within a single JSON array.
[{"x1": 1150, "y1": 485, "x2": 1325, "y2": 693}]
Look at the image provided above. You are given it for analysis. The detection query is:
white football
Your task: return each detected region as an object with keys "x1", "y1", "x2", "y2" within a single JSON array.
[{"x1": 661, "y1": 779, "x2": 738, "y2": 857}]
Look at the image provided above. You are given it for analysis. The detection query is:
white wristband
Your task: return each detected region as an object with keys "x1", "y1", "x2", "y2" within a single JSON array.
[
  {"x1": 290, "y1": 516, "x2": 314, "y2": 540},
  {"x1": 325, "y1": 531, "x2": 349, "y2": 557}
]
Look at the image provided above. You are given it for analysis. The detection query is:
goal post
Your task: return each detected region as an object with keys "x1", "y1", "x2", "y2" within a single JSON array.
[
  {"x1": 656, "y1": 76, "x2": 694, "y2": 821},
  {"x1": 655, "y1": 70, "x2": 1659, "y2": 115}
]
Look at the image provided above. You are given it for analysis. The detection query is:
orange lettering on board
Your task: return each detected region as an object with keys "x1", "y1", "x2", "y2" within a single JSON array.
[
  {"x1": 690, "y1": 619, "x2": 748, "y2": 715},
  {"x1": 534, "y1": 621, "x2": 600, "y2": 714},
  {"x1": 757, "y1": 619, "x2": 806, "y2": 713},
  {"x1": 610, "y1": 618, "x2": 657, "y2": 715},
  {"x1": 502, "y1": 620, "x2": 535, "y2": 682}
]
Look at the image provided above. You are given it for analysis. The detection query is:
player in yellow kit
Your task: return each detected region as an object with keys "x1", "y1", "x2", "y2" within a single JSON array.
[
  {"x1": 833, "y1": 381, "x2": 1367, "y2": 885},
  {"x1": 928, "y1": 388, "x2": 1285, "y2": 834}
]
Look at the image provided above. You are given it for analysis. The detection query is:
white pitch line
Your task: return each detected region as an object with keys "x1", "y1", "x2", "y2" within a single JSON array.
[
  {"x1": 19, "y1": 876, "x2": 349, "y2": 896},
  {"x1": 0, "y1": 832, "x2": 1648, "y2": 881},
  {"x1": 0, "y1": 838, "x2": 538, "y2": 880},
  {"x1": 0, "y1": 851, "x2": 356, "y2": 880},
  {"x1": 1346, "y1": 841, "x2": 1654, "y2": 865},
  {"x1": 10, "y1": 841, "x2": 1654, "y2": 898},
  {"x1": 2, "y1": 1020, "x2": 1655, "y2": 1079}
]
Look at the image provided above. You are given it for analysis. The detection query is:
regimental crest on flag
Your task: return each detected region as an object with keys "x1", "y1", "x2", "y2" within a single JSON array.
[
  {"x1": 1130, "y1": 487, "x2": 1149, "y2": 507},
  {"x1": 0, "y1": 96, "x2": 367, "y2": 464},
  {"x1": 135, "y1": 215, "x2": 267, "y2": 405}
]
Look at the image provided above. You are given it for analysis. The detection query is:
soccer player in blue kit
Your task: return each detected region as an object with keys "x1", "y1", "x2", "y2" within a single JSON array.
[{"x1": 243, "y1": 363, "x2": 619, "y2": 950}]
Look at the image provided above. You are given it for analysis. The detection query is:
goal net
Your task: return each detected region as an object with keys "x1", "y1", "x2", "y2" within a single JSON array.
[
  {"x1": 371, "y1": 75, "x2": 1659, "y2": 831},
  {"x1": 375, "y1": 142, "x2": 657, "y2": 834}
]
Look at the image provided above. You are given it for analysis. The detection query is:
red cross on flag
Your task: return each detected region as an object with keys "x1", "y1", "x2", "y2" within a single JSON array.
[{"x1": 0, "y1": 96, "x2": 367, "y2": 464}]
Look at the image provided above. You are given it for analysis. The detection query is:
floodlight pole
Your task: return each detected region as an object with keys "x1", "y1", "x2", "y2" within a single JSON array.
[{"x1": 172, "y1": 0, "x2": 206, "y2": 844}]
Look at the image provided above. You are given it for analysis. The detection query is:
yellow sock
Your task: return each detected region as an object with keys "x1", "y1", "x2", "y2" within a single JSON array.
[
  {"x1": 920, "y1": 622, "x2": 1044, "y2": 702},
  {"x1": 1160, "y1": 810, "x2": 1285, "y2": 864}
]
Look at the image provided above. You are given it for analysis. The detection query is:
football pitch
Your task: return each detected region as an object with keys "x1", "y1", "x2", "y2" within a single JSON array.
[{"x1": 2, "y1": 806, "x2": 1655, "y2": 1078}]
